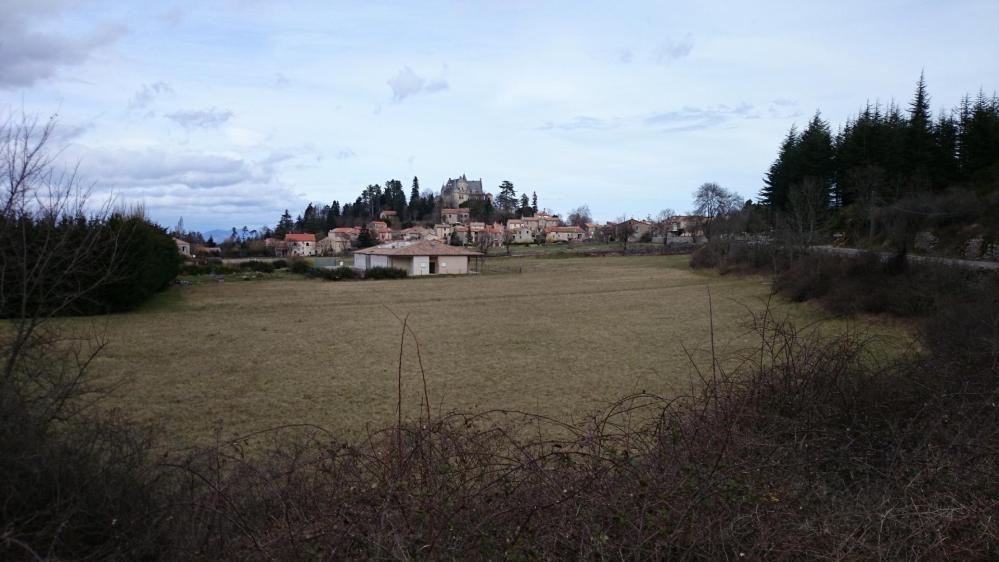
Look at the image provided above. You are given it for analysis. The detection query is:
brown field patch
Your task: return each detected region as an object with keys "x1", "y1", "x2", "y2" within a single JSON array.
[{"x1": 75, "y1": 255, "x2": 908, "y2": 448}]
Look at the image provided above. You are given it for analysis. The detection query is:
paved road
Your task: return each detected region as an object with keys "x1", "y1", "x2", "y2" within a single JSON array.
[{"x1": 812, "y1": 245, "x2": 999, "y2": 271}]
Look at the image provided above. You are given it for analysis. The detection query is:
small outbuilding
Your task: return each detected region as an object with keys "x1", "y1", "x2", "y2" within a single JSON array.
[
  {"x1": 173, "y1": 237, "x2": 191, "y2": 257},
  {"x1": 353, "y1": 240, "x2": 483, "y2": 275}
]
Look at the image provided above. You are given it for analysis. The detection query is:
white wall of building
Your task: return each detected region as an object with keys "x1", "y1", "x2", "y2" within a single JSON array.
[
  {"x1": 410, "y1": 255, "x2": 429, "y2": 275},
  {"x1": 438, "y1": 256, "x2": 468, "y2": 274}
]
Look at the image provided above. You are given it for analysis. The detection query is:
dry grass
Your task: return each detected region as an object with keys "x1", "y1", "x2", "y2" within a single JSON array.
[{"x1": 76, "y1": 255, "x2": 908, "y2": 448}]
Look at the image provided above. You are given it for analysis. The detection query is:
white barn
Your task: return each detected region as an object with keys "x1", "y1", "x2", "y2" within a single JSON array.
[{"x1": 353, "y1": 240, "x2": 483, "y2": 275}]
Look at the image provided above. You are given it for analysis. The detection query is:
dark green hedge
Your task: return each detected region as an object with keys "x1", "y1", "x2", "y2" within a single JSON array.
[{"x1": 0, "y1": 213, "x2": 181, "y2": 317}]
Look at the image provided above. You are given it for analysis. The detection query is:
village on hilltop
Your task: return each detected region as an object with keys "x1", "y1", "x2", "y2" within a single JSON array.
[{"x1": 173, "y1": 175, "x2": 707, "y2": 275}]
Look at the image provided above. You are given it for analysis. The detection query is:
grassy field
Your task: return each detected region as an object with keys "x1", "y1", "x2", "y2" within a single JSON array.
[{"x1": 77, "y1": 255, "x2": 909, "y2": 448}]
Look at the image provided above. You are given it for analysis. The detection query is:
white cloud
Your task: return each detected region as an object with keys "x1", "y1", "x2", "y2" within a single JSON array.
[
  {"x1": 128, "y1": 82, "x2": 174, "y2": 111},
  {"x1": 654, "y1": 34, "x2": 694, "y2": 64},
  {"x1": 159, "y1": 6, "x2": 185, "y2": 27},
  {"x1": 166, "y1": 107, "x2": 234, "y2": 129},
  {"x1": 0, "y1": 3, "x2": 124, "y2": 88},
  {"x1": 60, "y1": 143, "x2": 305, "y2": 227},
  {"x1": 387, "y1": 66, "x2": 449, "y2": 102}
]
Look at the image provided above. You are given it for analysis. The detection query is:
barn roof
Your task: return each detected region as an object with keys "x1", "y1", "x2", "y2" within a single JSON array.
[{"x1": 354, "y1": 240, "x2": 483, "y2": 257}]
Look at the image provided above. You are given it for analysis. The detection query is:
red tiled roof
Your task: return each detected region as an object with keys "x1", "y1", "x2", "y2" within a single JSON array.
[
  {"x1": 332, "y1": 227, "x2": 360, "y2": 234},
  {"x1": 544, "y1": 226, "x2": 584, "y2": 233},
  {"x1": 285, "y1": 233, "x2": 316, "y2": 242},
  {"x1": 379, "y1": 210, "x2": 397, "y2": 216},
  {"x1": 442, "y1": 208, "x2": 470, "y2": 214},
  {"x1": 354, "y1": 240, "x2": 483, "y2": 257}
]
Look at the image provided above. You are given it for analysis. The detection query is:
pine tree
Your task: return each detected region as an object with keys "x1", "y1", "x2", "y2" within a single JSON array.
[
  {"x1": 792, "y1": 112, "x2": 835, "y2": 209},
  {"x1": 931, "y1": 111, "x2": 960, "y2": 189},
  {"x1": 275, "y1": 209, "x2": 294, "y2": 238},
  {"x1": 324, "y1": 204, "x2": 337, "y2": 232},
  {"x1": 496, "y1": 181, "x2": 517, "y2": 215},
  {"x1": 531, "y1": 191, "x2": 538, "y2": 214},
  {"x1": 904, "y1": 72, "x2": 935, "y2": 189},
  {"x1": 357, "y1": 228, "x2": 375, "y2": 248},
  {"x1": 409, "y1": 177, "x2": 421, "y2": 220},
  {"x1": 760, "y1": 125, "x2": 799, "y2": 212}
]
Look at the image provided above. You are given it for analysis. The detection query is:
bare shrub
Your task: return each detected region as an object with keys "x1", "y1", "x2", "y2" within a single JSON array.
[
  {"x1": 1, "y1": 113, "x2": 166, "y2": 559},
  {"x1": 159, "y1": 306, "x2": 999, "y2": 560}
]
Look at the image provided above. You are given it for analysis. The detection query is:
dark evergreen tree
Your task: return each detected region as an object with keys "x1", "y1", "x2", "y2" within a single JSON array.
[
  {"x1": 496, "y1": 181, "x2": 517, "y2": 215},
  {"x1": 409, "y1": 177, "x2": 421, "y2": 220},
  {"x1": 932, "y1": 111, "x2": 960, "y2": 189},
  {"x1": 518, "y1": 194, "x2": 530, "y2": 217},
  {"x1": 275, "y1": 210, "x2": 294, "y2": 238},
  {"x1": 904, "y1": 72, "x2": 935, "y2": 190},
  {"x1": 761, "y1": 125, "x2": 800, "y2": 212},
  {"x1": 357, "y1": 227, "x2": 375, "y2": 248}
]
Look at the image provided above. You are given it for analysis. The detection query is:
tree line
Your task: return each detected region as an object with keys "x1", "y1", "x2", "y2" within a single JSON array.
[
  {"x1": 759, "y1": 73, "x2": 999, "y2": 252},
  {"x1": 265, "y1": 178, "x2": 542, "y2": 239}
]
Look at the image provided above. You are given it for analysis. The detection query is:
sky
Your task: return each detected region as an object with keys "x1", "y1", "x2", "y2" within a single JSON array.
[{"x1": 2, "y1": 0, "x2": 998, "y2": 232}]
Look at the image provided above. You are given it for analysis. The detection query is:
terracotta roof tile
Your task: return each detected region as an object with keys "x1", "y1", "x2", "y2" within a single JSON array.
[{"x1": 354, "y1": 240, "x2": 483, "y2": 257}]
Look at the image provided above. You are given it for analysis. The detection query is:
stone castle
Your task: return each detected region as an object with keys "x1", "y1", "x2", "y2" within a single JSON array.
[{"x1": 440, "y1": 175, "x2": 490, "y2": 209}]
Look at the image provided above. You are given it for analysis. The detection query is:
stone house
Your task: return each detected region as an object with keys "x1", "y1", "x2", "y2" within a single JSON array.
[
  {"x1": 264, "y1": 238, "x2": 289, "y2": 257},
  {"x1": 520, "y1": 216, "x2": 542, "y2": 233},
  {"x1": 537, "y1": 213, "x2": 562, "y2": 230},
  {"x1": 441, "y1": 208, "x2": 471, "y2": 225},
  {"x1": 434, "y1": 223, "x2": 454, "y2": 241},
  {"x1": 174, "y1": 237, "x2": 191, "y2": 257},
  {"x1": 285, "y1": 233, "x2": 317, "y2": 256},
  {"x1": 330, "y1": 227, "x2": 361, "y2": 241},
  {"x1": 619, "y1": 219, "x2": 653, "y2": 242},
  {"x1": 401, "y1": 226, "x2": 435, "y2": 241},
  {"x1": 669, "y1": 215, "x2": 705, "y2": 237},
  {"x1": 506, "y1": 225, "x2": 534, "y2": 244},
  {"x1": 353, "y1": 240, "x2": 483, "y2": 275},
  {"x1": 317, "y1": 234, "x2": 350, "y2": 256},
  {"x1": 544, "y1": 226, "x2": 585, "y2": 243}
]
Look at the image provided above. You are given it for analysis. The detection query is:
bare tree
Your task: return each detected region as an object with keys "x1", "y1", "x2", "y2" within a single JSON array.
[
  {"x1": 613, "y1": 215, "x2": 634, "y2": 253},
  {"x1": 653, "y1": 208, "x2": 676, "y2": 246},
  {"x1": 475, "y1": 229, "x2": 496, "y2": 255},
  {"x1": 0, "y1": 113, "x2": 161, "y2": 559},
  {"x1": 502, "y1": 228, "x2": 515, "y2": 256},
  {"x1": 785, "y1": 177, "x2": 827, "y2": 250},
  {"x1": 692, "y1": 182, "x2": 742, "y2": 240},
  {"x1": 567, "y1": 204, "x2": 592, "y2": 228}
]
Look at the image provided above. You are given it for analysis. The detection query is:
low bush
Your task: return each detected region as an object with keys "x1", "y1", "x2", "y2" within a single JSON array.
[
  {"x1": 180, "y1": 262, "x2": 236, "y2": 276},
  {"x1": 364, "y1": 266, "x2": 408, "y2": 279},
  {"x1": 772, "y1": 251, "x2": 984, "y2": 317},
  {"x1": 288, "y1": 258, "x2": 310, "y2": 274},
  {"x1": 238, "y1": 260, "x2": 275, "y2": 273},
  {"x1": 307, "y1": 266, "x2": 359, "y2": 281},
  {"x1": 690, "y1": 239, "x2": 781, "y2": 274},
  {"x1": 272, "y1": 259, "x2": 288, "y2": 269}
]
